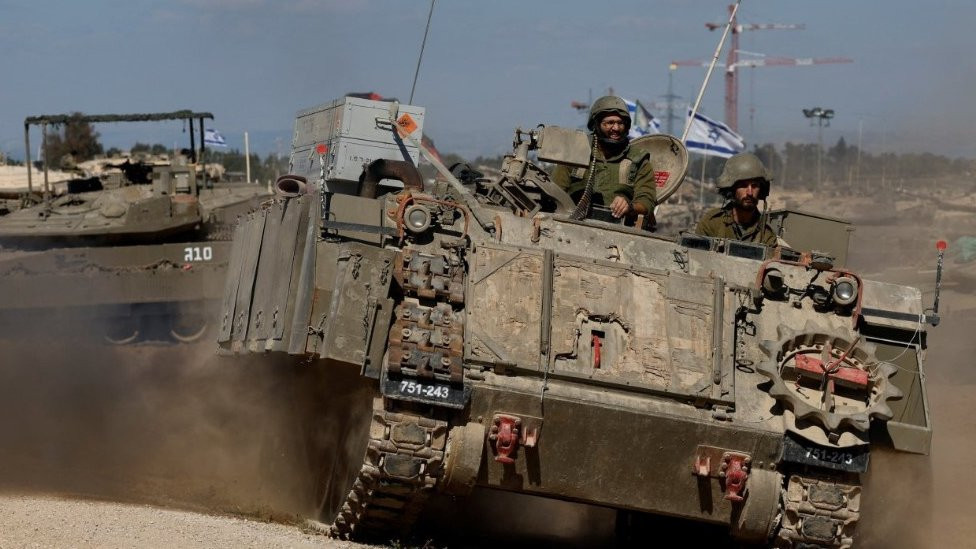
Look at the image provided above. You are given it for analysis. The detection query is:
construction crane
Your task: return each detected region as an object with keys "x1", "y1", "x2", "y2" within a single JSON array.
[{"x1": 671, "y1": 4, "x2": 851, "y2": 132}]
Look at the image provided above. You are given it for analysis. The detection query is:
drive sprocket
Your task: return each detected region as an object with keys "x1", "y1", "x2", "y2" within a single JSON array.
[{"x1": 758, "y1": 324, "x2": 902, "y2": 433}]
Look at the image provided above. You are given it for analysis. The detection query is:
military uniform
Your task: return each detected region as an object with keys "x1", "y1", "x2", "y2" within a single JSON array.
[
  {"x1": 695, "y1": 204, "x2": 777, "y2": 246},
  {"x1": 550, "y1": 144, "x2": 656, "y2": 213}
]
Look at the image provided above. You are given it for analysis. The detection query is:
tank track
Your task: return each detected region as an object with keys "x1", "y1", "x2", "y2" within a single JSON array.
[
  {"x1": 775, "y1": 474, "x2": 861, "y2": 548},
  {"x1": 330, "y1": 398, "x2": 448, "y2": 541},
  {"x1": 330, "y1": 245, "x2": 462, "y2": 541}
]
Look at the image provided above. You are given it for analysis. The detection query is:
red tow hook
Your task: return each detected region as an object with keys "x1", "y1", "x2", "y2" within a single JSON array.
[
  {"x1": 489, "y1": 414, "x2": 521, "y2": 464},
  {"x1": 721, "y1": 453, "x2": 751, "y2": 502}
]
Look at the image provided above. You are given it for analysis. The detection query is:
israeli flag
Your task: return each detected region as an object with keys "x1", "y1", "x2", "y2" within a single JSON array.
[
  {"x1": 684, "y1": 109, "x2": 744, "y2": 158},
  {"x1": 623, "y1": 98, "x2": 662, "y2": 138},
  {"x1": 204, "y1": 128, "x2": 228, "y2": 147}
]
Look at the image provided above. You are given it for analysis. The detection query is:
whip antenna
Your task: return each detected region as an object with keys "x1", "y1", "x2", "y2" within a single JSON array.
[
  {"x1": 681, "y1": 0, "x2": 741, "y2": 142},
  {"x1": 409, "y1": 0, "x2": 436, "y2": 104}
]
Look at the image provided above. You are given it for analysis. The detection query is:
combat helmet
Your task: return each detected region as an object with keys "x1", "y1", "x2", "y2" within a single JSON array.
[
  {"x1": 587, "y1": 96, "x2": 631, "y2": 132},
  {"x1": 717, "y1": 152, "x2": 771, "y2": 199}
]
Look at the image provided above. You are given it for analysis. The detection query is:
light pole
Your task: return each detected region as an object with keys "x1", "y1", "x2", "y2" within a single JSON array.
[{"x1": 803, "y1": 107, "x2": 834, "y2": 186}]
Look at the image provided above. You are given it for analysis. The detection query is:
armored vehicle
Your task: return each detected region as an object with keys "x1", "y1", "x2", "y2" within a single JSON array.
[
  {"x1": 219, "y1": 97, "x2": 932, "y2": 547},
  {"x1": 0, "y1": 111, "x2": 270, "y2": 344}
]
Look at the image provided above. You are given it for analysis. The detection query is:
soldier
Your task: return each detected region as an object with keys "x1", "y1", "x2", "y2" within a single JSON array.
[
  {"x1": 551, "y1": 96, "x2": 656, "y2": 221},
  {"x1": 695, "y1": 152, "x2": 777, "y2": 246}
]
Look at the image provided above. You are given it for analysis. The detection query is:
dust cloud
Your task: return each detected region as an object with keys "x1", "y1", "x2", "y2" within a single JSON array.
[
  {"x1": 0, "y1": 323, "x2": 374, "y2": 526},
  {"x1": 844, "y1": 196, "x2": 976, "y2": 548}
]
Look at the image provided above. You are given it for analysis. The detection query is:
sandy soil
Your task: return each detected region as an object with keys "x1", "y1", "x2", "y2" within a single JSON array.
[
  {"x1": 0, "y1": 494, "x2": 357, "y2": 549},
  {"x1": 0, "y1": 165, "x2": 73, "y2": 192},
  {"x1": 828, "y1": 191, "x2": 976, "y2": 548},
  {"x1": 0, "y1": 187, "x2": 974, "y2": 547}
]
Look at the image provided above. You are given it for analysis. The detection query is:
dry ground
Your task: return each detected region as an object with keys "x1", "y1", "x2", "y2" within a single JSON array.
[{"x1": 0, "y1": 494, "x2": 352, "y2": 549}]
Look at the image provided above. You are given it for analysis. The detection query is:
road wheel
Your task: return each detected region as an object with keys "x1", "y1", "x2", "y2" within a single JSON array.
[
  {"x1": 169, "y1": 314, "x2": 209, "y2": 343},
  {"x1": 103, "y1": 317, "x2": 140, "y2": 345}
]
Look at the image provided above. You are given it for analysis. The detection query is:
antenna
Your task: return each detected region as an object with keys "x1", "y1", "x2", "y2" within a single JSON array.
[
  {"x1": 681, "y1": 0, "x2": 740, "y2": 144},
  {"x1": 927, "y1": 240, "x2": 948, "y2": 326},
  {"x1": 652, "y1": 0, "x2": 739, "y2": 206},
  {"x1": 409, "y1": 0, "x2": 436, "y2": 105}
]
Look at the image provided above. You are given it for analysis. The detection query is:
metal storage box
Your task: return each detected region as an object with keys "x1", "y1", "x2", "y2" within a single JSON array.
[
  {"x1": 290, "y1": 97, "x2": 425, "y2": 194},
  {"x1": 767, "y1": 209, "x2": 854, "y2": 267}
]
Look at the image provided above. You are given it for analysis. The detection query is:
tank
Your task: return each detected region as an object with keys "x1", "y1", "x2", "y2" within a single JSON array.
[
  {"x1": 0, "y1": 111, "x2": 271, "y2": 344},
  {"x1": 218, "y1": 97, "x2": 933, "y2": 546}
]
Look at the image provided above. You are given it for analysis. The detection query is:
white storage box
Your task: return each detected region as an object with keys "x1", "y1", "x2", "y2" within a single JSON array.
[{"x1": 290, "y1": 96, "x2": 425, "y2": 194}]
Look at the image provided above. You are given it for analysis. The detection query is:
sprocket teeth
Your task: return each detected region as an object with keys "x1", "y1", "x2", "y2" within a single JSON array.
[
  {"x1": 756, "y1": 364, "x2": 778, "y2": 381},
  {"x1": 873, "y1": 404, "x2": 894, "y2": 422},
  {"x1": 792, "y1": 405, "x2": 820, "y2": 422},
  {"x1": 768, "y1": 383, "x2": 792, "y2": 400},
  {"x1": 838, "y1": 413, "x2": 870, "y2": 432},
  {"x1": 757, "y1": 328, "x2": 904, "y2": 438}
]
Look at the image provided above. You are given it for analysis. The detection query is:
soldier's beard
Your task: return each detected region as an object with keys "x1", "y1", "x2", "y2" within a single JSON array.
[
  {"x1": 734, "y1": 196, "x2": 758, "y2": 212},
  {"x1": 597, "y1": 127, "x2": 629, "y2": 149}
]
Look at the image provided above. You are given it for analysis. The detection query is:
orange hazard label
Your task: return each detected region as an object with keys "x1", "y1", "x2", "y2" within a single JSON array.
[
  {"x1": 654, "y1": 171, "x2": 670, "y2": 188},
  {"x1": 396, "y1": 113, "x2": 419, "y2": 137}
]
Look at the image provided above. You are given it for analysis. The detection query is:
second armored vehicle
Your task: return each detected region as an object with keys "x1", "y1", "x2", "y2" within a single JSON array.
[{"x1": 0, "y1": 111, "x2": 270, "y2": 344}]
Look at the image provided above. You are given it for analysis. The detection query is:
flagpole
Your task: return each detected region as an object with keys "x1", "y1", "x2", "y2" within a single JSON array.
[
  {"x1": 681, "y1": 0, "x2": 740, "y2": 143},
  {"x1": 244, "y1": 131, "x2": 251, "y2": 183},
  {"x1": 656, "y1": 0, "x2": 740, "y2": 206}
]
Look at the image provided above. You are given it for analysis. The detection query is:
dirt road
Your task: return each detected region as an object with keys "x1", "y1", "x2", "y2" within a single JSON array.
[{"x1": 0, "y1": 494, "x2": 356, "y2": 548}]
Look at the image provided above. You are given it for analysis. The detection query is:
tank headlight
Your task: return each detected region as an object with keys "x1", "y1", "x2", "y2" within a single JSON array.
[
  {"x1": 404, "y1": 204, "x2": 432, "y2": 234},
  {"x1": 832, "y1": 276, "x2": 859, "y2": 307}
]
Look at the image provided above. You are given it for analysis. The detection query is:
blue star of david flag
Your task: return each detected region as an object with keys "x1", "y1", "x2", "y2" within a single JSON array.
[
  {"x1": 204, "y1": 128, "x2": 228, "y2": 147},
  {"x1": 622, "y1": 98, "x2": 662, "y2": 138},
  {"x1": 684, "y1": 109, "x2": 744, "y2": 158}
]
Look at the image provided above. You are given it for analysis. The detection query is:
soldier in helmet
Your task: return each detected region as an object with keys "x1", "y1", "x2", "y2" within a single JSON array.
[
  {"x1": 694, "y1": 152, "x2": 777, "y2": 246},
  {"x1": 551, "y1": 96, "x2": 656, "y2": 221}
]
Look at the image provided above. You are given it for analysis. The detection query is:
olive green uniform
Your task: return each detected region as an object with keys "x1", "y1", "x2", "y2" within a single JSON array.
[
  {"x1": 695, "y1": 205, "x2": 777, "y2": 246},
  {"x1": 550, "y1": 143, "x2": 656, "y2": 213}
]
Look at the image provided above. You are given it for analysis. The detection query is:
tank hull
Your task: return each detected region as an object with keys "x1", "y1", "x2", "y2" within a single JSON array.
[
  {"x1": 0, "y1": 241, "x2": 232, "y2": 344},
  {"x1": 216, "y1": 99, "x2": 932, "y2": 546}
]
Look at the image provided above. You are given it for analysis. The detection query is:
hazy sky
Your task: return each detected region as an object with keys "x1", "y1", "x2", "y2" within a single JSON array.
[{"x1": 2, "y1": 1, "x2": 974, "y2": 160}]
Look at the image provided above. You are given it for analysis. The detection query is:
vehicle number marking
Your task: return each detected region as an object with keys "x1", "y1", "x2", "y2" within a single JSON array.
[
  {"x1": 805, "y1": 447, "x2": 854, "y2": 465},
  {"x1": 399, "y1": 380, "x2": 450, "y2": 399},
  {"x1": 183, "y1": 246, "x2": 213, "y2": 262}
]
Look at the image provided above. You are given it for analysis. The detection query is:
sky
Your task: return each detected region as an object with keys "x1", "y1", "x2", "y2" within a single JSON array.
[{"x1": 2, "y1": 0, "x2": 975, "y2": 161}]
